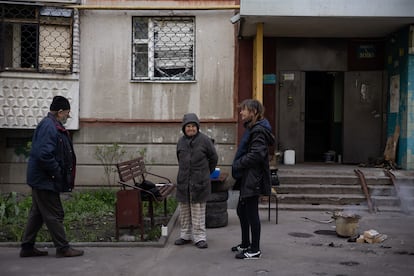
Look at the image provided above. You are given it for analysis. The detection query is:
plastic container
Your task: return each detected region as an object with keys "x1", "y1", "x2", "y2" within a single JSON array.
[
  {"x1": 284, "y1": 150, "x2": 295, "y2": 165},
  {"x1": 161, "y1": 225, "x2": 168, "y2": 236},
  {"x1": 210, "y1": 168, "x2": 221, "y2": 179},
  {"x1": 324, "y1": 151, "x2": 336, "y2": 163}
]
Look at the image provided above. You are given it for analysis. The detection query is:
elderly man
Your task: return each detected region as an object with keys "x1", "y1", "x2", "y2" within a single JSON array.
[{"x1": 20, "y1": 96, "x2": 84, "y2": 258}]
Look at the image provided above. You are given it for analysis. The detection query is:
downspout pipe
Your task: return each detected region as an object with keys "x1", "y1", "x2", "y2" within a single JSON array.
[
  {"x1": 68, "y1": 5, "x2": 240, "y2": 10},
  {"x1": 253, "y1": 23, "x2": 263, "y2": 102}
]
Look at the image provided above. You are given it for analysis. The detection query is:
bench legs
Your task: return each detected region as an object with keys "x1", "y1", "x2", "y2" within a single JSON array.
[
  {"x1": 148, "y1": 200, "x2": 154, "y2": 227},
  {"x1": 147, "y1": 198, "x2": 169, "y2": 228},
  {"x1": 164, "y1": 199, "x2": 168, "y2": 218},
  {"x1": 267, "y1": 192, "x2": 278, "y2": 224}
]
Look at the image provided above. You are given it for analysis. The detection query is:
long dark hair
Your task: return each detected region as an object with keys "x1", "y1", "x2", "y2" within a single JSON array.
[{"x1": 239, "y1": 99, "x2": 265, "y2": 128}]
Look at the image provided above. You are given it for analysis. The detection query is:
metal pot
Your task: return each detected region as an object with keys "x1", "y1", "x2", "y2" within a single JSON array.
[{"x1": 332, "y1": 211, "x2": 361, "y2": 237}]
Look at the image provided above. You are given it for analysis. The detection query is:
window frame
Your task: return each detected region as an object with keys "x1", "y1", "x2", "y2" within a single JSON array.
[
  {"x1": 131, "y1": 16, "x2": 195, "y2": 82},
  {"x1": 0, "y1": 4, "x2": 74, "y2": 74}
]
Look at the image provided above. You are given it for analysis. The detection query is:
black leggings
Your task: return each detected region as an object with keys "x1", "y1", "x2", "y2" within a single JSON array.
[{"x1": 236, "y1": 195, "x2": 261, "y2": 252}]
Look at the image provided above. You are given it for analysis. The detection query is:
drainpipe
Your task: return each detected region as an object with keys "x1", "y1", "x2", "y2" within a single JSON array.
[
  {"x1": 253, "y1": 23, "x2": 264, "y2": 102},
  {"x1": 67, "y1": 5, "x2": 240, "y2": 10}
]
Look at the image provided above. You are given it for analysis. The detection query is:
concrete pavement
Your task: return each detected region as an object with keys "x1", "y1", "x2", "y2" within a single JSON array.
[{"x1": 1, "y1": 208, "x2": 414, "y2": 276}]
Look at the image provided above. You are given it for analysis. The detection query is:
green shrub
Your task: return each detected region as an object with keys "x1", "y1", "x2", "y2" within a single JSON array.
[
  {"x1": 94, "y1": 143, "x2": 126, "y2": 187},
  {"x1": 0, "y1": 190, "x2": 177, "y2": 242}
]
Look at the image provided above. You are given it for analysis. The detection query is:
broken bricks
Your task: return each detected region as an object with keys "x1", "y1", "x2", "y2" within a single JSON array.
[{"x1": 355, "y1": 229, "x2": 388, "y2": 244}]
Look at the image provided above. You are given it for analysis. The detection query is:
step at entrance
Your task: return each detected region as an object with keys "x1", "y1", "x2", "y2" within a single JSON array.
[{"x1": 260, "y1": 164, "x2": 414, "y2": 213}]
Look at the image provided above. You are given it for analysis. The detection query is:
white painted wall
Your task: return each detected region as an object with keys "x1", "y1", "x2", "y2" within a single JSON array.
[{"x1": 241, "y1": 0, "x2": 414, "y2": 17}]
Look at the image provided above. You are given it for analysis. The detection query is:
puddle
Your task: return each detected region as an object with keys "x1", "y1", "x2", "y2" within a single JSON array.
[
  {"x1": 339, "y1": 261, "x2": 360, "y2": 266},
  {"x1": 288, "y1": 232, "x2": 314, "y2": 238},
  {"x1": 314, "y1": 230, "x2": 337, "y2": 236},
  {"x1": 394, "y1": 250, "x2": 414, "y2": 255}
]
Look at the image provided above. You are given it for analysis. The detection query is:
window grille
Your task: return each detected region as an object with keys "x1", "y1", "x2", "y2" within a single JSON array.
[
  {"x1": 132, "y1": 17, "x2": 195, "y2": 81},
  {"x1": 0, "y1": 4, "x2": 73, "y2": 73}
]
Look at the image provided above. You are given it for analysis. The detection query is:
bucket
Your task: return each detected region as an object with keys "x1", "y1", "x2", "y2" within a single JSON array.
[
  {"x1": 332, "y1": 211, "x2": 361, "y2": 237},
  {"x1": 324, "y1": 150, "x2": 336, "y2": 163},
  {"x1": 284, "y1": 150, "x2": 295, "y2": 165}
]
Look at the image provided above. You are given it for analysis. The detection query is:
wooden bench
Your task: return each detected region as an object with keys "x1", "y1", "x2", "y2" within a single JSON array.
[{"x1": 116, "y1": 157, "x2": 176, "y2": 228}]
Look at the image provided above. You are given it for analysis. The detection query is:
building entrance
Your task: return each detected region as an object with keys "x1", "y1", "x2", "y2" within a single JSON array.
[{"x1": 304, "y1": 72, "x2": 343, "y2": 162}]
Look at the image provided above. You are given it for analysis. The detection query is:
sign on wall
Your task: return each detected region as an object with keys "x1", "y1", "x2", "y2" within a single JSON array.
[
  {"x1": 358, "y1": 45, "x2": 376, "y2": 59},
  {"x1": 390, "y1": 75, "x2": 400, "y2": 113},
  {"x1": 263, "y1": 74, "x2": 276, "y2": 84}
]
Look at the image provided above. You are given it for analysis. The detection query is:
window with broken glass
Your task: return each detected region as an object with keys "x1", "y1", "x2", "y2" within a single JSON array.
[
  {"x1": 0, "y1": 4, "x2": 73, "y2": 73},
  {"x1": 132, "y1": 17, "x2": 195, "y2": 81}
]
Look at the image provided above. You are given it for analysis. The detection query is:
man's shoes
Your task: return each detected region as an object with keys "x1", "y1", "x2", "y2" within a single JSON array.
[
  {"x1": 231, "y1": 244, "x2": 249, "y2": 252},
  {"x1": 174, "y1": 238, "x2": 192, "y2": 246},
  {"x1": 20, "y1": 247, "x2": 48, "y2": 257},
  {"x1": 235, "y1": 250, "x2": 261, "y2": 259},
  {"x1": 195, "y1": 240, "x2": 208, "y2": 249},
  {"x1": 56, "y1": 247, "x2": 84, "y2": 258}
]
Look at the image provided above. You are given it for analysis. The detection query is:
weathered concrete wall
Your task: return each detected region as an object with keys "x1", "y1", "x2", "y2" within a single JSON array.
[
  {"x1": 0, "y1": 123, "x2": 237, "y2": 193},
  {"x1": 73, "y1": 123, "x2": 236, "y2": 188},
  {"x1": 79, "y1": 9, "x2": 235, "y2": 120},
  {"x1": 0, "y1": 5, "x2": 238, "y2": 193}
]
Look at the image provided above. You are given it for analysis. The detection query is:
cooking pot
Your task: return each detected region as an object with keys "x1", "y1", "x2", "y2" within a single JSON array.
[{"x1": 332, "y1": 211, "x2": 361, "y2": 237}]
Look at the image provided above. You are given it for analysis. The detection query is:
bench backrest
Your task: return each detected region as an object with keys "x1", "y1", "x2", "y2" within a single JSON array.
[{"x1": 116, "y1": 157, "x2": 147, "y2": 185}]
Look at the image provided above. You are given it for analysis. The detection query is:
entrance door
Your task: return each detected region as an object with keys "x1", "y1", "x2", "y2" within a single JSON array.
[
  {"x1": 278, "y1": 71, "x2": 304, "y2": 162},
  {"x1": 304, "y1": 72, "x2": 343, "y2": 161},
  {"x1": 343, "y1": 71, "x2": 385, "y2": 164}
]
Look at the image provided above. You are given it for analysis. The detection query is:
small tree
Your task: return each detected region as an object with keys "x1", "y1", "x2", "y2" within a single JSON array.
[
  {"x1": 94, "y1": 143, "x2": 126, "y2": 187},
  {"x1": 130, "y1": 147, "x2": 147, "y2": 161}
]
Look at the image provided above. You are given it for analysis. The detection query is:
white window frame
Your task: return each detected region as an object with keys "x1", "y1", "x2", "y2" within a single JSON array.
[{"x1": 132, "y1": 16, "x2": 195, "y2": 81}]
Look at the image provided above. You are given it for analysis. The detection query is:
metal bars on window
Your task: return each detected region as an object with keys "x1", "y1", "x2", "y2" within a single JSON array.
[
  {"x1": 132, "y1": 17, "x2": 195, "y2": 81},
  {"x1": 0, "y1": 4, "x2": 73, "y2": 73}
]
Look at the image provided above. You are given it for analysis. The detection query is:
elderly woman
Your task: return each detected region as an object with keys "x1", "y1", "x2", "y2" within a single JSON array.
[{"x1": 175, "y1": 113, "x2": 218, "y2": 249}]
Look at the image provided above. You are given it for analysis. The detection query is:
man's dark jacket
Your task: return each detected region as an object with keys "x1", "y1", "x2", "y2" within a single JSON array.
[{"x1": 27, "y1": 113, "x2": 76, "y2": 193}]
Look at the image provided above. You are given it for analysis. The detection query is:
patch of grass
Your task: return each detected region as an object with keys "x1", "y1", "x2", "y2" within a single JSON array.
[{"x1": 0, "y1": 190, "x2": 177, "y2": 243}]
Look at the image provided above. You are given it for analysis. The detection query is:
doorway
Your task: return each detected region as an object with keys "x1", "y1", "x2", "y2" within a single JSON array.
[{"x1": 304, "y1": 72, "x2": 343, "y2": 162}]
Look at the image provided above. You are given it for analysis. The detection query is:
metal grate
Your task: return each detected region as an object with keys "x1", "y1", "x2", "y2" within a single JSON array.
[
  {"x1": 0, "y1": 4, "x2": 73, "y2": 73},
  {"x1": 132, "y1": 16, "x2": 195, "y2": 81}
]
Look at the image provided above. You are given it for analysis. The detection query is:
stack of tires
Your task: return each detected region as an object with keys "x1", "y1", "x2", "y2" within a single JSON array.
[{"x1": 206, "y1": 178, "x2": 231, "y2": 228}]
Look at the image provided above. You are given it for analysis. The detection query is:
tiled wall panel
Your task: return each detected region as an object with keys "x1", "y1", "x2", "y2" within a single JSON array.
[{"x1": 0, "y1": 77, "x2": 79, "y2": 130}]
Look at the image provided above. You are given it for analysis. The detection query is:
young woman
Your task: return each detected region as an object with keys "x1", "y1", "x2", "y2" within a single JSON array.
[{"x1": 231, "y1": 99, "x2": 274, "y2": 259}]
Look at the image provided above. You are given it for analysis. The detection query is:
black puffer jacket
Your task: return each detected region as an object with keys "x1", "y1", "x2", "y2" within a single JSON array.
[
  {"x1": 232, "y1": 119, "x2": 275, "y2": 198},
  {"x1": 176, "y1": 113, "x2": 218, "y2": 203}
]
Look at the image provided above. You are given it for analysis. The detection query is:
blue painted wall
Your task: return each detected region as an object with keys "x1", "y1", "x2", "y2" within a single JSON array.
[{"x1": 386, "y1": 26, "x2": 414, "y2": 169}]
